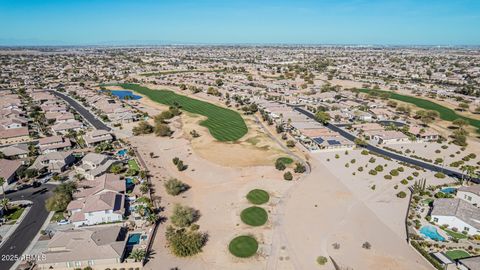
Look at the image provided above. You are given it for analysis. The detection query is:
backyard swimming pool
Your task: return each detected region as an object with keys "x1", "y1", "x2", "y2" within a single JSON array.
[
  {"x1": 117, "y1": 149, "x2": 128, "y2": 156},
  {"x1": 441, "y1": 187, "x2": 456, "y2": 194},
  {"x1": 420, "y1": 225, "x2": 445, "y2": 241},
  {"x1": 127, "y1": 233, "x2": 141, "y2": 245}
]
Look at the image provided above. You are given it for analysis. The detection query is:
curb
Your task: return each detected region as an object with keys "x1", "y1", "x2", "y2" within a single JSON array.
[
  {"x1": 0, "y1": 205, "x2": 32, "y2": 249},
  {"x1": 10, "y1": 211, "x2": 54, "y2": 270}
]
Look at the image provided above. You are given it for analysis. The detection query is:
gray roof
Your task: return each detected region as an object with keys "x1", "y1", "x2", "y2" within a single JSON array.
[
  {"x1": 459, "y1": 256, "x2": 480, "y2": 270},
  {"x1": 0, "y1": 144, "x2": 28, "y2": 157},
  {"x1": 432, "y1": 198, "x2": 480, "y2": 230},
  {"x1": 458, "y1": 185, "x2": 480, "y2": 196}
]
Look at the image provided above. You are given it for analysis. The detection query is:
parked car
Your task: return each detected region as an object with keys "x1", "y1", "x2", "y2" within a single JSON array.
[
  {"x1": 57, "y1": 219, "x2": 71, "y2": 225},
  {"x1": 16, "y1": 183, "x2": 31, "y2": 190},
  {"x1": 32, "y1": 181, "x2": 41, "y2": 188}
]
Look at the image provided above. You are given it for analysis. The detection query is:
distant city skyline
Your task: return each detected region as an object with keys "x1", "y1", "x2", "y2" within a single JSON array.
[{"x1": 1, "y1": 0, "x2": 479, "y2": 46}]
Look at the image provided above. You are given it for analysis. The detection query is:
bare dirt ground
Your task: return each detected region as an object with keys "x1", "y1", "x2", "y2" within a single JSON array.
[{"x1": 115, "y1": 83, "x2": 436, "y2": 270}]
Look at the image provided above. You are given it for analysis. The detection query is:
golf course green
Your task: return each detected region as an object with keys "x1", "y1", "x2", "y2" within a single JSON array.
[
  {"x1": 246, "y1": 189, "x2": 270, "y2": 205},
  {"x1": 359, "y1": 88, "x2": 480, "y2": 131},
  {"x1": 240, "y1": 206, "x2": 268, "y2": 226},
  {"x1": 228, "y1": 235, "x2": 258, "y2": 258},
  {"x1": 116, "y1": 83, "x2": 248, "y2": 141}
]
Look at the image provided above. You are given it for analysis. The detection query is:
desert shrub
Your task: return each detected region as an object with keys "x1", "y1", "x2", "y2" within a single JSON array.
[
  {"x1": 316, "y1": 256, "x2": 328, "y2": 265},
  {"x1": 165, "y1": 226, "x2": 206, "y2": 257},
  {"x1": 390, "y1": 169, "x2": 399, "y2": 176},
  {"x1": 400, "y1": 179, "x2": 408, "y2": 185},
  {"x1": 283, "y1": 171, "x2": 293, "y2": 181},
  {"x1": 384, "y1": 175, "x2": 392, "y2": 180},
  {"x1": 375, "y1": 165, "x2": 384, "y2": 172},
  {"x1": 361, "y1": 150, "x2": 369, "y2": 155},
  {"x1": 397, "y1": 191, "x2": 407, "y2": 198},
  {"x1": 434, "y1": 172, "x2": 446, "y2": 179},
  {"x1": 164, "y1": 178, "x2": 189, "y2": 196},
  {"x1": 368, "y1": 170, "x2": 377, "y2": 175},
  {"x1": 294, "y1": 163, "x2": 306, "y2": 173},
  {"x1": 170, "y1": 204, "x2": 198, "y2": 227},
  {"x1": 358, "y1": 166, "x2": 364, "y2": 172}
]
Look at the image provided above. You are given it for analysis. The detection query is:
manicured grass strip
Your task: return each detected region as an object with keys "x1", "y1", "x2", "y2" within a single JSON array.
[
  {"x1": 445, "y1": 249, "x2": 470, "y2": 260},
  {"x1": 228, "y1": 235, "x2": 258, "y2": 258},
  {"x1": 128, "y1": 159, "x2": 140, "y2": 172},
  {"x1": 359, "y1": 88, "x2": 480, "y2": 130},
  {"x1": 116, "y1": 84, "x2": 248, "y2": 141},
  {"x1": 240, "y1": 206, "x2": 268, "y2": 226},
  {"x1": 246, "y1": 189, "x2": 270, "y2": 205},
  {"x1": 6, "y1": 207, "x2": 25, "y2": 221},
  {"x1": 142, "y1": 69, "x2": 226, "y2": 76},
  {"x1": 276, "y1": 157, "x2": 294, "y2": 165},
  {"x1": 444, "y1": 229, "x2": 468, "y2": 240}
]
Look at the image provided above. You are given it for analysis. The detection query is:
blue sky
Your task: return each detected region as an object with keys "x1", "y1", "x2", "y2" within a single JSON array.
[{"x1": 0, "y1": 0, "x2": 479, "y2": 45}]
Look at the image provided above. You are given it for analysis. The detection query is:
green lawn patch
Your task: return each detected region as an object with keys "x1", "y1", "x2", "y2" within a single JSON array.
[
  {"x1": 240, "y1": 206, "x2": 268, "y2": 226},
  {"x1": 359, "y1": 88, "x2": 480, "y2": 130},
  {"x1": 444, "y1": 229, "x2": 468, "y2": 240},
  {"x1": 128, "y1": 159, "x2": 140, "y2": 172},
  {"x1": 276, "y1": 157, "x2": 294, "y2": 165},
  {"x1": 246, "y1": 189, "x2": 270, "y2": 205},
  {"x1": 6, "y1": 206, "x2": 25, "y2": 221},
  {"x1": 445, "y1": 249, "x2": 470, "y2": 260},
  {"x1": 116, "y1": 84, "x2": 248, "y2": 141},
  {"x1": 228, "y1": 235, "x2": 258, "y2": 258}
]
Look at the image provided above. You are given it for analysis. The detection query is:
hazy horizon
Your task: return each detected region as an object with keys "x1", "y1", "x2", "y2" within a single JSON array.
[{"x1": 1, "y1": 0, "x2": 479, "y2": 46}]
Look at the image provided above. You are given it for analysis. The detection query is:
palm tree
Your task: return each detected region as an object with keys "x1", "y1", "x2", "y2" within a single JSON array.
[
  {"x1": 129, "y1": 248, "x2": 146, "y2": 262},
  {"x1": 146, "y1": 213, "x2": 158, "y2": 225},
  {"x1": 0, "y1": 198, "x2": 10, "y2": 212}
]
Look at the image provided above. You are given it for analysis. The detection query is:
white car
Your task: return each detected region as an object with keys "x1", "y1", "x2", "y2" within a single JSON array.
[{"x1": 57, "y1": 219, "x2": 71, "y2": 225}]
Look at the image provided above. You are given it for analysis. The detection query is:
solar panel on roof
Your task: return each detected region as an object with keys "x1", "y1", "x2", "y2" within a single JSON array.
[
  {"x1": 312, "y1": 137, "x2": 324, "y2": 144},
  {"x1": 327, "y1": 140, "x2": 341, "y2": 145}
]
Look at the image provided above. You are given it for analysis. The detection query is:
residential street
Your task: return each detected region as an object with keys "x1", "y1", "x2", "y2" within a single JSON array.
[
  {"x1": 50, "y1": 90, "x2": 111, "y2": 131},
  {"x1": 0, "y1": 184, "x2": 54, "y2": 270}
]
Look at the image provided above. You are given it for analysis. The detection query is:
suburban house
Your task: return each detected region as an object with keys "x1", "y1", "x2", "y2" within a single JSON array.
[
  {"x1": 457, "y1": 185, "x2": 480, "y2": 206},
  {"x1": 37, "y1": 226, "x2": 141, "y2": 270},
  {"x1": 431, "y1": 198, "x2": 480, "y2": 235},
  {"x1": 67, "y1": 175, "x2": 125, "y2": 227},
  {"x1": 0, "y1": 159, "x2": 22, "y2": 187},
  {"x1": 0, "y1": 144, "x2": 29, "y2": 159},
  {"x1": 51, "y1": 120, "x2": 83, "y2": 135},
  {"x1": 30, "y1": 151, "x2": 76, "y2": 173},
  {"x1": 408, "y1": 125, "x2": 440, "y2": 142},
  {"x1": 457, "y1": 256, "x2": 480, "y2": 270},
  {"x1": 38, "y1": 136, "x2": 72, "y2": 153},
  {"x1": 368, "y1": 130, "x2": 410, "y2": 144},
  {"x1": 76, "y1": 153, "x2": 120, "y2": 180},
  {"x1": 83, "y1": 129, "x2": 113, "y2": 147}
]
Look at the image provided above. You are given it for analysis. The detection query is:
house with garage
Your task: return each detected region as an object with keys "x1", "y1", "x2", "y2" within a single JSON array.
[{"x1": 431, "y1": 198, "x2": 480, "y2": 235}]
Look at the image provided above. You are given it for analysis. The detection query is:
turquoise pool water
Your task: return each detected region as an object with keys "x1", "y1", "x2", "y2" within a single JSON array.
[
  {"x1": 110, "y1": 90, "x2": 142, "y2": 100},
  {"x1": 117, "y1": 149, "x2": 127, "y2": 156},
  {"x1": 441, "y1": 187, "x2": 456, "y2": 194},
  {"x1": 126, "y1": 177, "x2": 135, "y2": 186},
  {"x1": 127, "y1": 233, "x2": 141, "y2": 245},
  {"x1": 420, "y1": 225, "x2": 445, "y2": 241}
]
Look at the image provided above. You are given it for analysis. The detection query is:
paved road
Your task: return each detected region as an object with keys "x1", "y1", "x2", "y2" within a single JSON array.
[
  {"x1": 50, "y1": 90, "x2": 111, "y2": 131},
  {"x1": 0, "y1": 184, "x2": 54, "y2": 270},
  {"x1": 293, "y1": 107, "x2": 480, "y2": 183}
]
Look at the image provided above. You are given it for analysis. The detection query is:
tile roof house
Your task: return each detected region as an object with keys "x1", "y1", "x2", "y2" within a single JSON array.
[
  {"x1": 37, "y1": 226, "x2": 136, "y2": 270},
  {"x1": 30, "y1": 151, "x2": 75, "y2": 173},
  {"x1": 76, "y1": 153, "x2": 120, "y2": 180},
  {"x1": 0, "y1": 159, "x2": 22, "y2": 187},
  {"x1": 431, "y1": 198, "x2": 480, "y2": 235},
  {"x1": 67, "y1": 190, "x2": 125, "y2": 227},
  {"x1": 83, "y1": 129, "x2": 113, "y2": 147},
  {"x1": 0, "y1": 144, "x2": 29, "y2": 159},
  {"x1": 408, "y1": 125, "x2": 440, "y2": 142},
  {"x1": 51, "y1": 120, "x2": 83, "y2": 135},
  {"x1": 38, "y1": 136, "x2": 72, "y2": 154}
]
